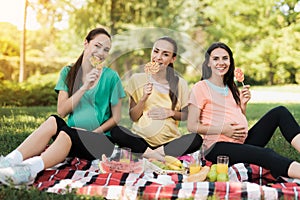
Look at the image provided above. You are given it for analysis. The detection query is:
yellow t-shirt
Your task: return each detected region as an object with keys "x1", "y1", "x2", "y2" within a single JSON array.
[{"x1": 126, "y1": 73, "x2": 189, "y2": 147}]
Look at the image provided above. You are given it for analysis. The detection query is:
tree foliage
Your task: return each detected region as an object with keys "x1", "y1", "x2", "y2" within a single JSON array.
[
  {"x1": 194, "y1": 0, "x2": 300, "y2": 85},
  {"x1": 0, "y1": 0, "x2": 300, "y2": 85}
]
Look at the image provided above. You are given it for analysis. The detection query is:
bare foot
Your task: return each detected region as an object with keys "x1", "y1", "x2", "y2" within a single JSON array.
[{"x1": 142, "y1": 148, "x2": 165, "y2": 162}]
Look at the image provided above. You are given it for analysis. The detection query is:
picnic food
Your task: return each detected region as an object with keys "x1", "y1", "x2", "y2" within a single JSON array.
[
  {"x1": 151, "y1": 159, "x2": 168, "y2": 169},
  {"x1": 217, "y1": 173, "x2": 229, "y2": 182},
  {"x1": 207, "y1": 168, "x2": 217, "y2": 182},
  {"x1": 165, "y1": 155, "x2": 183, "y2": 170},
  {"x1": 217, "y1": 163, "x2": 228, "y2": 174},
  {"x1": 99, "y1": 154, "x2": 144, "y2": 173},
  {"x1": 148, "y1": 156, "x2": 184, "y2": 171},
  {"x1": 207, "y1": 163, "x2": 229, "y2": 182},
  {"x1": 89, "y1": 56, "x2": 103, "y2": 70},
  {"x1": 234, "y1": 68, "x2": 244, "y2": 85},
  {"x1": 189, "y1": 163, "x2": 201, "y2": 174},
  {"x1": 144, "y1": 61, "x2": 160, "y2": 75},
  {"x1": 165, "y1": 155, "x2": 182, "y2": 167},
  {"x1": 144, "y1": 61, "x2": 160, "y2": 81},
  {"x1": 184, "y1": 166, "x2": 210, "y2": 182}
]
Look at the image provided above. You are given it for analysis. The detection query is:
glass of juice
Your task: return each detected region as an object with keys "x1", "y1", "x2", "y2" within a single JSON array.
[
  {"x1": 216, "y1": 155, "x2": 229, "y2": 174},
  {"x1": 120, "y1": 147, "x2": 132, "y2": 164},
  {"x1": 189, "y1": 151, "x2": 201, "y2": 174}
]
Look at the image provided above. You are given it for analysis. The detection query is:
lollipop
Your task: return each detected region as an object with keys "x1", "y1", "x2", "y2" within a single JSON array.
[
  {"x1": 234, "y1": 68, "x2": 245, "y2": 86},
  {"x1": 144, "y1": 61, "x2": 160, "y2": 81},
  {"x1": 89, "y1": 56, "x2": 103, "y2": 70}
]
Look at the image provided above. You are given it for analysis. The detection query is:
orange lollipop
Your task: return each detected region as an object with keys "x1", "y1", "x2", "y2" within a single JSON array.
[
  {"x1": 144, "y1": 61, "x2": 160, "y2": 81},
  {"x1": 234, "y1": 68, "x2": 244, "y2": 86},
  {"x1": 89, "y1": 56, "x2": 103, "y2": 70}
]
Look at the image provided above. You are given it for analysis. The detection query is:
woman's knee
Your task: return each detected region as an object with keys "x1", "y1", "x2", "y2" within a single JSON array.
[
  {"x1": 44, "y1": 116, "x2": 59, "y2": 136},
  {"x1": 56, "y1": 131, "x2": 72, "y2": 145},
  {"x1": 272, "y1": 105, "x2": 289, "y2": 115},
  {"x1": 110, "y1": 126, "x2": 132, "y2": 140}
]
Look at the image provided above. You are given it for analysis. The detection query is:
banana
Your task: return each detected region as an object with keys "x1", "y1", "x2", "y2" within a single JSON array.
[
  {"x1": 165, "y1": 162, "x2": 182, "y2": 171},
  {"x1": 151, "y1": 160, "x2": 167, "y2": 169},
  {"x1": 165, "y1": 155, "x2": 182, "y2": 167}
]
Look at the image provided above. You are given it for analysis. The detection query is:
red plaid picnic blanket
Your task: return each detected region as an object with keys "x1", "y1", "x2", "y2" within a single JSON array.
[{"x1": 33, "y1": 157, "x2": 300, "y2": 199}]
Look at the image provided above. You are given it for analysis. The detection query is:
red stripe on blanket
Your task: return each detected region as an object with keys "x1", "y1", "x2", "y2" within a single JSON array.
[{"x1": 33, "y1": 157, "x2": 300, "y2": 199}]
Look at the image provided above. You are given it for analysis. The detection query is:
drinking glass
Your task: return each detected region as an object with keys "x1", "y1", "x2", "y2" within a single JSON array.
[
  {"x1": 216, "y1": 155, "x2": 229, "y2": 174},
  {"x1": 189, "y1": 151, "x2": 201, "y2": 174},
  {"x1": 120, "y1": 147, "x2": 132, "y2": 164}
]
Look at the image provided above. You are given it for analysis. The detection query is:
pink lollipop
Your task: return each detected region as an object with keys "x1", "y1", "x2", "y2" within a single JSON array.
[{"x1": 234, "y1": 68, "x2": 245, "y2": 86}]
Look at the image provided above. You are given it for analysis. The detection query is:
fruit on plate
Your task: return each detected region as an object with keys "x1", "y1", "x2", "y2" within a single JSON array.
[
  {"x1": 150, "y1": 159, "x2": 168, "y2": 169},
  {"x1": 147, "y1": 156, "x2": 184, "y2": 172},
  {"x1": 99, "y1": 154, "x2": 144, "y2": 173},
  {"x1": 207, "y1": 168, "x2": 217, "y2": 182},
  {"x1": 184, "y1": 166, "x2": 210, "y2": 182},
  {"x1": 206, "y1": 163, "x2": 229, "y2": 182},
  {"x1": 165, "y1": 155, "x2": 182, "y2": 167},
  {"x1": 217, "y1": 173, "x2": 229, "y2": 182},
  {"x1": 165, "y1": 155, "x2": 184, "y2": 170}
]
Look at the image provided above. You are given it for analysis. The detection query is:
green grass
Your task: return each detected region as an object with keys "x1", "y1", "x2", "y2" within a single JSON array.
[
  {"x1": 247, "y1": 102, "x2": 300, "y2": 162},
  {"x1": 0, "y1": 100, "x2": 300, "y2": 198}
]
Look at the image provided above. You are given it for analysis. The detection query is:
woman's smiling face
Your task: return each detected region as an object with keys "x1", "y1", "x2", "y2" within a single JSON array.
[
  {"x1": 84, "y1": 34, "x2": 111, "y2": 64},
  {"x1": 208, "y1": 47, "x2": 230, "y2": 77},
  {"x1": 151, "y1": 39, "x2": 176, "y2": 70}
]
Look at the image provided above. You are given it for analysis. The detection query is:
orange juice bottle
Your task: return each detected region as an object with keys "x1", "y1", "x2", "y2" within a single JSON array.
[
  {"x1": 216, "y1": 163, "x2": 228, "y2": 174},
  {"x1": 189, "y1": 163, "x2": 201, "y2": 174}
]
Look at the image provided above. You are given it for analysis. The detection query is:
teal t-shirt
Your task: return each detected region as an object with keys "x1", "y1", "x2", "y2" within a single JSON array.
[{"x1": 55, "y1": 66, "x2": 126, "y2": 136}]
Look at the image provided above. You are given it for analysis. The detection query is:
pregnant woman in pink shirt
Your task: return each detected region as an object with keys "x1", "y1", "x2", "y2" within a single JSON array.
[{"x1": 188, "y1": 42, "x2": 300, "y2": 179}]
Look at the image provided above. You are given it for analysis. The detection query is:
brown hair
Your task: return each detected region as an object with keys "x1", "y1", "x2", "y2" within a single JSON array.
[
  {"x1": 201, "y1": 42, "x2": 240, "y2": 105},
  {"x1": 65, "y1": 28, "x2": 111, "y2": 96},
  {"x1": 155, "y1": 36, "x2": 179, "y2": 110}
]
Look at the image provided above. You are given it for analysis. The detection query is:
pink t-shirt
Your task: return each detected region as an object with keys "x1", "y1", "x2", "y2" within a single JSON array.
[{"x1": 189, "y1": 80, "x2": 248, "y2": 148}]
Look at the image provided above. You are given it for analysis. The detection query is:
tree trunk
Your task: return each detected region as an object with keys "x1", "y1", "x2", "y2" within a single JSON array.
[
  {"x1": 110, "y1": 0, "x2": 116, "y2": 35},
  {"x1": 19, "y1": 0, "x2": 28, "y2": 83}
]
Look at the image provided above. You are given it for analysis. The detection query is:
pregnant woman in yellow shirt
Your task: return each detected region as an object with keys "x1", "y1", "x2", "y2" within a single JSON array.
[{"x1": 111, "y1": 36, "x2": 203, "y2": 161}]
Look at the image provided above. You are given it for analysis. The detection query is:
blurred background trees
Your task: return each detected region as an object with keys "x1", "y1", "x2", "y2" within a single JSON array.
[{"x1": 0, "y1": 0, "x2": 300, "y2": 106}]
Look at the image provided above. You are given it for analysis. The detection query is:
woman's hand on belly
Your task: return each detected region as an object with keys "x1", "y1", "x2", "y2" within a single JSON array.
[
  {"x1": 147, "y1": 107, "x2": 174, "y2": 120},
  {"x1": 222, "y1": 122, "x2": 247, "y2": 140}
]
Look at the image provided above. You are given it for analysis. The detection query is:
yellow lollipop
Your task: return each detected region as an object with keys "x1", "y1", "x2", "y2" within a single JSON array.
[
  {"x1": 144, "y1": 62, "x2": 160, "y2": 81},
  {"x1": 89, "y1": 56, "x2": 103, "y2": 70}
]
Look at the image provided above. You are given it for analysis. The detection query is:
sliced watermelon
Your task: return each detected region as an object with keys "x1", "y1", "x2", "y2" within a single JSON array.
[{"x1": 99, "y1": 159, "x2": 144, "y2": 173}]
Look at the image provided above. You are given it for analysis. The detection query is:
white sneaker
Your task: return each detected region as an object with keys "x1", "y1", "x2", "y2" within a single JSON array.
[
  {"x1": 0, "y1": 156, "x2": 14, "y2": 168},
  {"x1": 0, "y1": 164, "x2": 34, "y2": 186}
]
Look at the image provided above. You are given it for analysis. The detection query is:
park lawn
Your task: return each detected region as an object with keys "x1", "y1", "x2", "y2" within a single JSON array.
[
  {"x1": 1, "y1": 102, "x2": 299, "y2": 161},
  {"x1": 0, "y1": 100, "x2": 299, "y2": 199}
]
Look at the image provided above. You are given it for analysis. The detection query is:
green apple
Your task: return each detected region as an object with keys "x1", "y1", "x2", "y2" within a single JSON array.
[
  {"x1": 217, "y1": 173, "x2": 228, "y2": 182},
  {"x1": 207, "y1": 170, "x2": 217, "y2": 182},
  {"x1": 210, "y1": 164, "x2": 217, "y2": 171}
]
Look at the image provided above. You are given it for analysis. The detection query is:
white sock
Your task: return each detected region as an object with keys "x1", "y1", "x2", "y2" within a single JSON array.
[
  {"x1": 22, "y1": 156, "x2": 44, "y2": 178},
  {"x1": 6, "y1": 150, "x2": 23, "y2": 164}
]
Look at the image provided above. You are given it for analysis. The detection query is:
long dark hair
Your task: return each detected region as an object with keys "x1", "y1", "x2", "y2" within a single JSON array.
[
  {"x1": 201, "y1": 42, "x2": 240, "y2": 105},
  {"x1": 155, "y1": 36, "x2": 179, "y2": 110},
  {"x1": 66, "y1": 28, "x2": 111, "y2": 96}
]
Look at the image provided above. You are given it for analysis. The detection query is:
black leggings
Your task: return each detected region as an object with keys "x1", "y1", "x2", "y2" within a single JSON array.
[
  {"x1": 110, "y1": 126, "x2": 203, "y2": 157},
  {"x1": 51, "y1": 115, "x2": 115, "y2": 160},
  {"x1": 205, "y1": 106, "x2": 300, "y2": 178}
]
